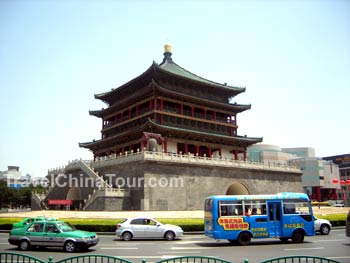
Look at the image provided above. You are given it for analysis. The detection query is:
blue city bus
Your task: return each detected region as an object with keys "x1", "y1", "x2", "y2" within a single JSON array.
[{"x1": 204, "y1": 192, "x2": 315, "y2": 245}]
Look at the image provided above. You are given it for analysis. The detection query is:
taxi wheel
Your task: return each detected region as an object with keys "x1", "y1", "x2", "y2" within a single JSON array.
[
  {"x1": 64, "y1": 241, "x2": 76, "y2": 252},
  {"x1": 19, "y1": 240, "x2": 30, "y2": 251},
  {"x1": 165, "y1": 231, "x2": 175, "y2": 241}
]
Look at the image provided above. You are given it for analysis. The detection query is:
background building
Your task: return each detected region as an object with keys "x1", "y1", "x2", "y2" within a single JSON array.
[
  {"x1": 323, "y1": 154, "x2": 350, "y2": 206},
  {"x1": 0, "y1": 166, "x2": 23, "y2": 189},
  {"x1": 248, "y1": 144, "x2": 341, "y2": 202},
  {"x1": 0, "y1": 166, "x2": 48, "y2": 189}
]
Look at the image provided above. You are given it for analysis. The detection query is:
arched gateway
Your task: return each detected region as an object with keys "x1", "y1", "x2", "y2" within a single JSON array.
[{"x1": 226, "y1": 182, "x2": 250, "y2": 195}]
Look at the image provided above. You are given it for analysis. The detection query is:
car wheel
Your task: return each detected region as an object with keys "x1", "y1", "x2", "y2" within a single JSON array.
[
  {"x1": 122, "y1": 231, "x2": 132, "y2": 241},
  {"x1": 292, "y1": 230, "x2": 305, "y2": 243},
  {"x1": 164, "y1": 231, "x2": 175, "y2": 241},
  {"x1": 320, "y1": 224, "x2": 330, "y2": 235},
  {"x1": 19, "y1": 240, "x2": 30, "y2": 251},
  {"x1": 64, "y1": 241, "x2": 76, "y2": 252},
  {"x1": 237, "y1": 232, "x2": 251, "y2": 246}
]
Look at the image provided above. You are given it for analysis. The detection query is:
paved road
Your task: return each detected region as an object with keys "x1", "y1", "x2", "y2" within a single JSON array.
[{"x1": 1, "y1": 230, "x2": 349, "y2": 263}]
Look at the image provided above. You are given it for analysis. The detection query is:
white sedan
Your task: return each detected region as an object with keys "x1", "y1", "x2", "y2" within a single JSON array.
[
  {"x1": 314, "y1": 217, "x2": 332, "y2": 235},
  {"x1": 115, "y1": 217, "x2": 184, "y2": 241}
]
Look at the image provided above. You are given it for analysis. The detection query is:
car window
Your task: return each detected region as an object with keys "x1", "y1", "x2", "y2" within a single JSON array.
[
  {"x1": 144, "y1": 219, "x2": 157, "y2": 226},
  {"x1": 27, "y1": 223, "x2": 44, "y2": 232},
  {"x1": 45, "y1": 223, "x2": 59, "y2": 233},
  {"x1": 130, "y1": 219, "x2": 144, "y2": 225}
]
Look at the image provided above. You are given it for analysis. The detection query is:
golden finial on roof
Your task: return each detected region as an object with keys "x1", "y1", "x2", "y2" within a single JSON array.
[{"x1": 164, "y1": 44, "x2": 172, "y2": 53}]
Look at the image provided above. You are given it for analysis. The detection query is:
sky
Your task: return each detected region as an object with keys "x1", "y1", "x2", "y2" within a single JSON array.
[{"x1": 0, "y1": 0, "x2": 349, "y2": 178}]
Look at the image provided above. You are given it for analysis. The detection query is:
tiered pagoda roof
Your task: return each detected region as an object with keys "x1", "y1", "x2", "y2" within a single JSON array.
[{"x1": 80, "y1": 45, "x2": 262, "y2": 153}]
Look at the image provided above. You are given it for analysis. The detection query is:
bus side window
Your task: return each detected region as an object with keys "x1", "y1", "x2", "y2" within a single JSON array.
[{"x1": 221, "y1": 206, "x2": 228, "y2": 216}]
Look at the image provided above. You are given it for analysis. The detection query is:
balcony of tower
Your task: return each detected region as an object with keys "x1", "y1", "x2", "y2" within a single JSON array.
[
  {"x1": 157, "y1": 113, "x2": 237, "y2": 137},
  {"x1": 90, "y1": 150, "x2": 301, "y2": 175},
  {"x1": 101, "y1": 97, "x2": 238, "y2": 134}
]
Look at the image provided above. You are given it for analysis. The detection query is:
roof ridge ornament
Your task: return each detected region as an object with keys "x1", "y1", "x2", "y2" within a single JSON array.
[{"x1": 162, "y1": 44, "x2": 173, "y2": 64}]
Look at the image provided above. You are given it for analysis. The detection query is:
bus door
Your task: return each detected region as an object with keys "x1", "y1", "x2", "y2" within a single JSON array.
[{"x1": 267, "y1": 201, "x2": 282, "y2": 237}]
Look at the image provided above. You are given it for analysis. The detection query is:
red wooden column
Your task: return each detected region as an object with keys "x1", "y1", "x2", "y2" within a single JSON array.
[
  {"x1": 184, "y1": 144, "x2": 188, "y2": 154},
  {"x1": 214, "y1": 112, "x2": 217, "y2": 121},
  {"x1": 208, "y1": 147, "x2": 212, "y2": 158},
  {"x1": 180, "y1": 104, "x2": 184, "y2": 115},
  {"x1": 234, "y1": 150, "x2": 238, "y2": 160},
  {"x1": 143, "y1": 141, "x2": 148, "y2": 151},
  {"x1": 160, "y1": 99, "x2": 164, "y2": 124},
  {"x1": 243, "y1": 150, "x2": 247, "y2": 161},
  {"x1": 154, "y1": 97, "x2": 157, "y2": 123},
  {"x1": 195, "y1": 145, "x2": 199, "y2": 156},
  {"x1": 163, "y1": 140, "x2": 167, "y2": 153}
]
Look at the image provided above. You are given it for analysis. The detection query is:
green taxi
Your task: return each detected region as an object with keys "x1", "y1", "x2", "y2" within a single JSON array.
[
  {"x1": 12, "y1": 216, "x2": 52, "y2": 229},
  {"x1": 8, "y1": 219, "x2": 99, "y2": 252}
]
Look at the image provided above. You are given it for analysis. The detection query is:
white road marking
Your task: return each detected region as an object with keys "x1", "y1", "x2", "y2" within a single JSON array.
[
  {"x1": 284, "y1": 247, "x2": 324, "y2": 251},
  {"x1": 100, "y1": 247, "x2": 138, "y2": 250},
  {"x1": 170, "y1": 246, "x2": 210, "y2": 250},
  {"x1": 313, "y1": 239, "x2": 346, "y2": 242},
  {"x1": 174, "y1": 240, "x2": 206, "y2": 244}
]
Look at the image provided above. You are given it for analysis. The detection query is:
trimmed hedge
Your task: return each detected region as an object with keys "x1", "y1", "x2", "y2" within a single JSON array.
[
  {"x1": 0, "y1": 213, "x2": 346, "y2": 232},
  {"x1": 314, "y1": 213, "x2": 347, "y2": 227}
]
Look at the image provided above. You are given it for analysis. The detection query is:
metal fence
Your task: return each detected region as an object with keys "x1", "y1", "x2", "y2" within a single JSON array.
[
  {"x1": 55, "y1": 254, "x2": 134, "y2": 263},
  {"x1": 259, "y1": 256, "x2": 340, "y2": 263},
  {"x1": 0, "y1": 252, "x2": 47, "y2": 263},
  {"x1": 0, "y1": 253, "x2": 341, "y2": 263},
  {"x1": 151, "y1": 256, "x2": 234, "y2": 263}
]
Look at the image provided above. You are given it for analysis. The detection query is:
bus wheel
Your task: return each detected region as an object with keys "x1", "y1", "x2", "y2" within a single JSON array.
[
  {"x1": 292, "y1": 230, "x2": 305, "y2": 243},
  {"x1": 237, "y1": 232, "x2": 251, "y2": 246}
]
